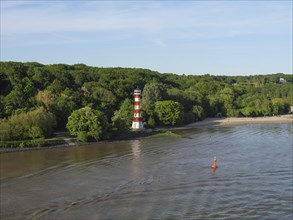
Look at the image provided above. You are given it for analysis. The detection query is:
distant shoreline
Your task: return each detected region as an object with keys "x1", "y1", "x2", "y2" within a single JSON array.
[
  {"x1": 182, "y1": 115, "x2": 292, "y2": 129},
  {"x1": 1, "y1": 115, "x2": 292, "y2": 153}
]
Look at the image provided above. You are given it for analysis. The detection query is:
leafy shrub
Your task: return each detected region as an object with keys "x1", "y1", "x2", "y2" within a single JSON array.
[
  {"x1": 192, "y1": 105, "x2": 205, "y2": 121},
  {"x1": 154, "y1": 100, "x2": 184, "y2": 126},
  {"x1": 67, "y1": 106, "x2": 110, "y2": 141},
  {"x1": 0, "y1": 138, "x2": 45, "y2": 148},
  {"x1": 0, "y1": 107, "x2": 56, "y2": 142}
]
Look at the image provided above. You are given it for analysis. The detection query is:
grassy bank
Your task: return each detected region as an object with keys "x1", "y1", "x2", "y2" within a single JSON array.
[{"x1": 0, "y1": 129, "x2": 163, "y2": 153}]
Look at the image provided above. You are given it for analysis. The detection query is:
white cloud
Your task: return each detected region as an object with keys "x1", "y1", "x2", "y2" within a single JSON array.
[
  {"x1": 1, "y1": 1, "x2": 162, "y2": 35},
  {"x1": 1, "y1": 1, "x2": 291, "y2": 37},
  {"x1": 1, "y1": 1, "x2": 291, "y2": 75}
]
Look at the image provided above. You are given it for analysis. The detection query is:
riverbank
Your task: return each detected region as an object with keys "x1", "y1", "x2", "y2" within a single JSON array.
[
  {"x1": 1, "y1": 115, "x2": 292, "y2": 153},
  {"x1": 183, "y1": 114, "x2": 292, "y2": 129},
  {"x1": 0, "y1": 130, "x2": 162, "y2": 153}
]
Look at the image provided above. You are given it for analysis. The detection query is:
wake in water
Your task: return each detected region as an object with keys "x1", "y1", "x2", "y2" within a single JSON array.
[{"x1": 1, "y1": 124, "x2": 292, "y2": 219}]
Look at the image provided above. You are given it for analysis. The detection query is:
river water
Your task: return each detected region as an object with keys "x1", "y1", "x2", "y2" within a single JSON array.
[{"x1": 1, "y1": 124, "x2": 292, "y2": 219}]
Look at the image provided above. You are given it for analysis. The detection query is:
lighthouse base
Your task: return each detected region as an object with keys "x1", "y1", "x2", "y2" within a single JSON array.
[{"x1": 132, "y1": 121, "x2": 143, "y2": 130}]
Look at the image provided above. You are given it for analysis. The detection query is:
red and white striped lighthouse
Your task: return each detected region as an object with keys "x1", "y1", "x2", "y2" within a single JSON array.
[{"x1": 132, "y1": 88, "x2": 143, "y2": 130}]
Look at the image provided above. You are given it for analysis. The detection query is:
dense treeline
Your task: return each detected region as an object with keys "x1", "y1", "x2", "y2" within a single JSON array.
[{"x1": 0, "y1": 62, "x2": 292, "y2": 146}]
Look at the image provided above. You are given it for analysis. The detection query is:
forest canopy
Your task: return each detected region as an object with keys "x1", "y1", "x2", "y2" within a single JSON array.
[{"x1": 0, "y1": 61, "x2": 292, "y2": 145}]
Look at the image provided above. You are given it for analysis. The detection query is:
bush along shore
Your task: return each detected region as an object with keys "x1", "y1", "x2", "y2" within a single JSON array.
[
  {"x1": 0, "y1": 129, "x2": 166, "y2": 153},
  {"x1": 0, "y1": 62, "x2": 292, "y2": 149},
  {"x1": 1, "y1": 115, "x2": 292, "y2": 153}
]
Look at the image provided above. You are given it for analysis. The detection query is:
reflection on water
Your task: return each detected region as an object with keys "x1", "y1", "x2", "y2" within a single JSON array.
[
  {"x1": 131, "y1": 140, "x2": 142, "y2": 179},
  {"x1": 1, "y1": 124, "x2": 292, "y2": 219}
]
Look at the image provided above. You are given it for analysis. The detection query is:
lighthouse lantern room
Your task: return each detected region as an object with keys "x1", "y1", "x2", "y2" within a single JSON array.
[{"x1": 132, "y1": 88, "x2": 143, "y2": 130}]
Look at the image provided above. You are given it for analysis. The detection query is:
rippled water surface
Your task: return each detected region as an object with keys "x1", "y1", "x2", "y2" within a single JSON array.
[{"x1": 1, "y1": 124, "x2": 292, "y2": 219}]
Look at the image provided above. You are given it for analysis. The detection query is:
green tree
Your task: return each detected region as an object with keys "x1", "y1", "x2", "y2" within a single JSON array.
[
  {"x1": 66, "y1": 106, "x2": 109, "y2": 142},
  {"x1": 52, "y1": 95, "x2": 77, "y2": 128},
  {"x1": 260, "y1": 98, "x2": 272, "y2": 116},
  {"x1": 46, "y1": 79, "x2": 64, "y2": 95},
  {"x1": 0, "y1": 107, "x2": 56, "y2": 142},
  {"x1": 207, "y1": 94, "x2": 224, "y2": 117},
  {"x1": 141, "y1": 82, "x2": 167, "y2": 126},
  {"x1": 219, "y1": 87, "x2": 236, "y2": 117},
  {"x1": 272, "y1": 98, "x2": 289, "y2": 115},
  {"x1": 111, "y1": 98, "x2": 134, "y2": 133},
  {"x1": 82, "y1": 82, "x2": 117, "y2": 117},
  {"x1": 31, "y1": 67, "x2": 52, "y2": 89},
  {"x1": 240, "y1": 106, "x2": 256, "y2": 117},
  {"x1": 118, "y1": 98, "x2": 134, "y2": 127},
  {"x1": 111, "y1": 110, "x2": 129, "y2": 134},
  {"x1": 2, "y1": 90, "x2": 26, "y2": 116},
  {"x1": 167, "y1": 87, "x2": 202, "y2": 112},
  {"x1": 192, "y1": 105, "x2": 205, "y2": 121},
  {"x1": 154, "y1": 100, "x2": 184, "y2": 126},
  {"x1": 1, "y1": 61, "x2": 293, "y2": 137},
  {"x1": 31, "y1": 107, "x2": 57, "y2": 137}
]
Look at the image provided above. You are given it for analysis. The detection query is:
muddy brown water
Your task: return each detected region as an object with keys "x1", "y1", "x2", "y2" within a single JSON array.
[{"x1": 1, "y1": 124, "x2": 292, "y2": 219}]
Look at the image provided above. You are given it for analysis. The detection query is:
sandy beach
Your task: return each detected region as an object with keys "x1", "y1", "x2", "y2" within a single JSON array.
[{"x1": 183, "y1": 115, "x2": 293, "y2": 129}]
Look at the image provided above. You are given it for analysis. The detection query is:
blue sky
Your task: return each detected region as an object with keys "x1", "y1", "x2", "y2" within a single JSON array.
[{"x1": 1, "y1": 0, "x2": 292, "y2": 75}]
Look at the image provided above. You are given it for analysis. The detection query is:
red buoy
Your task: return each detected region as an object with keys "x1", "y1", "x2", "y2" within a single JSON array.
[{"x1": 211, "y1": 156, "x2": 217, "y2": 169}]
